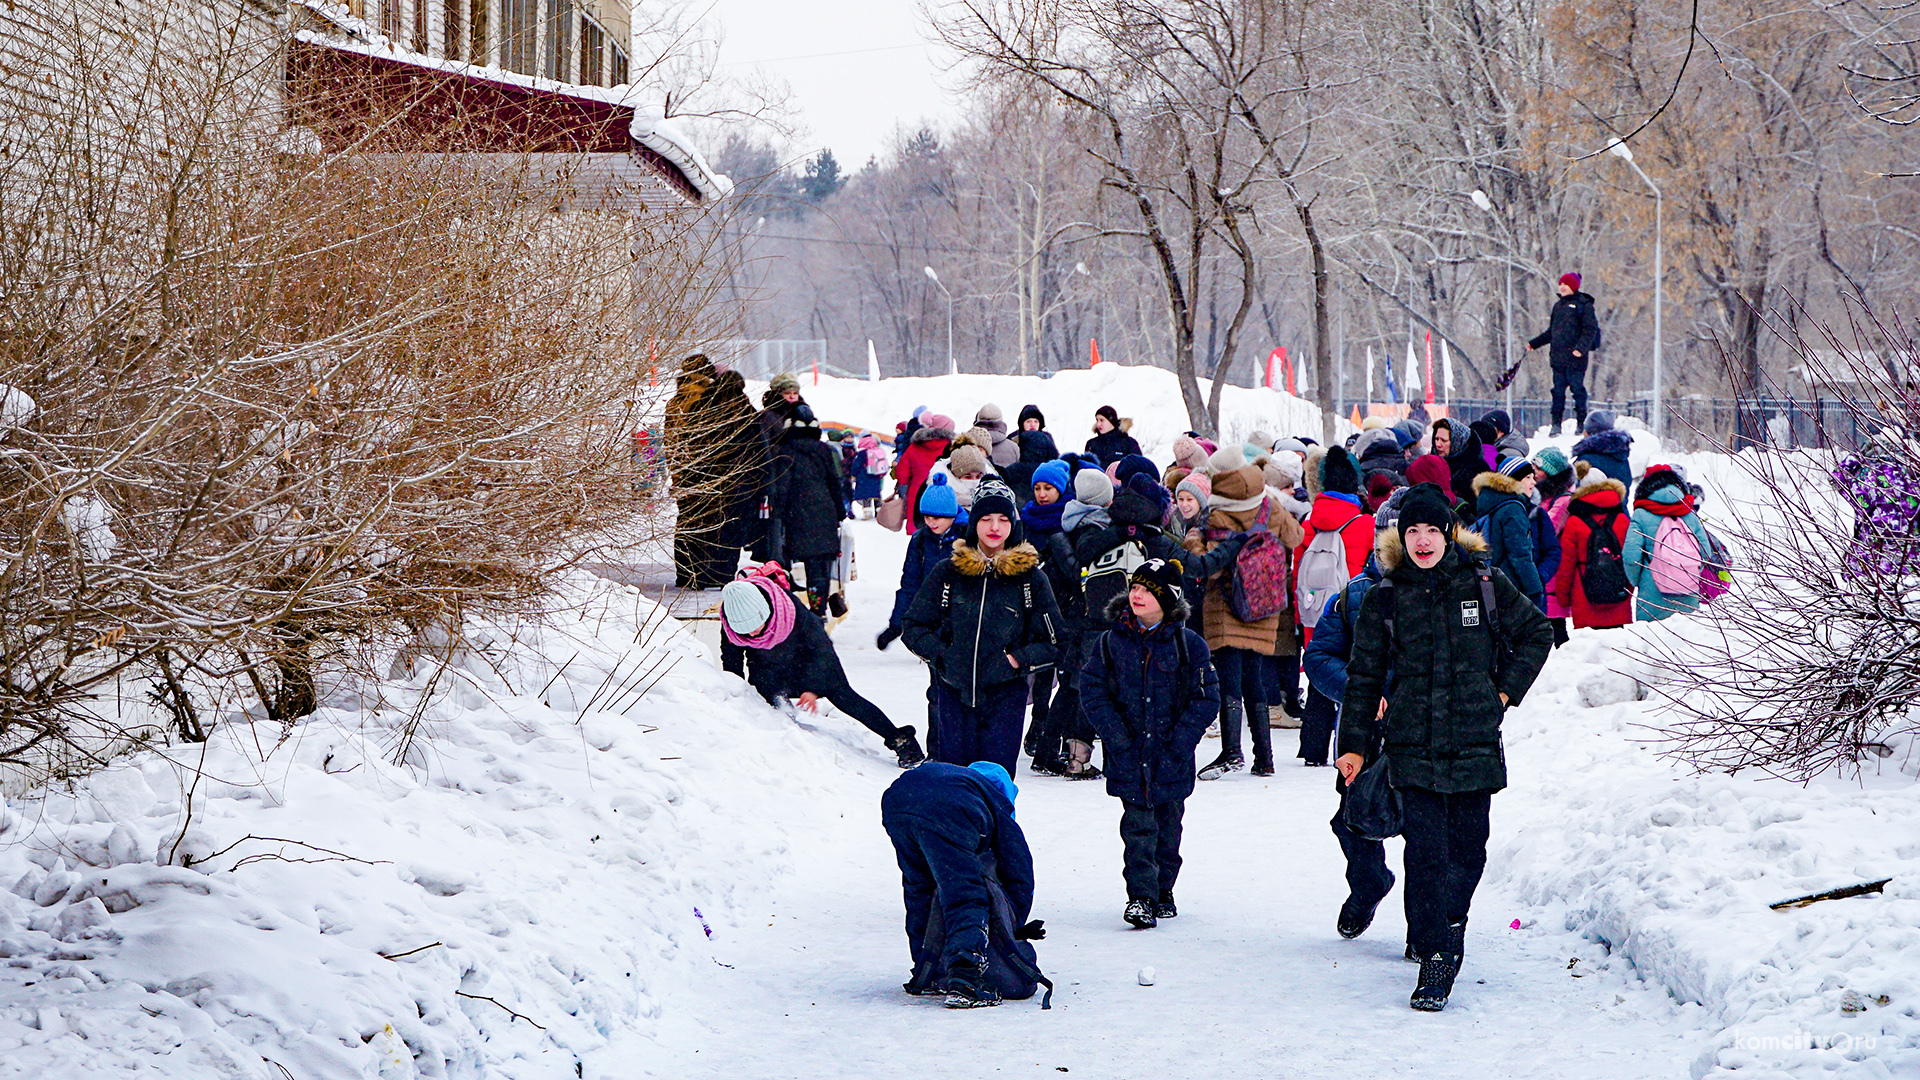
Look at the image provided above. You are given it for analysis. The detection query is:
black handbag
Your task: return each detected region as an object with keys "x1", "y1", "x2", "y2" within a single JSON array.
[{"x1": 1342, "y1": 746, "x2": 1403, "y2": 841}]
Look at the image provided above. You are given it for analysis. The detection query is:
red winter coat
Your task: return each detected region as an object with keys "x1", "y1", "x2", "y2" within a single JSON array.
[
  {"x1": 1295, "y1": 494, "x2": 1374, "y2": 647},
  {"x1": 1551, "y1": 477, "x2": 1633, "y2": 629},
  {"x1": 895, "y1": 427, "x2": 954, "y2": 534}
]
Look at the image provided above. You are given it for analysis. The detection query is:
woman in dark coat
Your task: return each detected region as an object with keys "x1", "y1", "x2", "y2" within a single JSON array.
[
  {"x1": 711, "y1": 369, "x2": 769, "y2": 573},
  {"x1": 1084, "y1": 405, "x2": 1143, "y2": 465},
  {"x1": 1428, "y1": 418, "x2": 1489, "y2": 514},
  {"x1": 766, "y1": 405, "x2": 850, "y2": 614},
  {"x1": 1078, "y1": 559, "x2": 1219, "y2": 929}
]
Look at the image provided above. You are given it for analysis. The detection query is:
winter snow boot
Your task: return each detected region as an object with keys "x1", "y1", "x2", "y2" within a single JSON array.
[
  {"x1": 1124, "y1": 899, "x2": 1158, "y2": 929},
  {"x1": 1410, "y1": 922, "x2": 1467, "y2": 1011},
  {"x1": 1200, "y1": 700, "x2": 1246, "y2": 780},
  {"x1": 1251, "y1": 756, "x2": 1275, "y2": 777},
  {"x1": 827, "y1": 590, "x2": 849, "y2": 619},
  {"x1": 1197, "y1": 752, "x2": 1245, "y2": 781},
  {"x1": 888, "y1": 726, "x2": 926, "y2": 768},
  {"x1": 1337, "y1": 893, "x2": 1386, "y2": 940},
  {"x1": 1029, "y1": 753, "x2": 1067, "y2": 777},
  {"x1": 1064, "y1": 739, "x2": 1103, "y2": 780},
  {"x1": 1153, "y1": 892, "x2": 1177, "y2": 920},
  {"x1": 944, "y1": 962, "x2": 1002, "y2": 1008}
]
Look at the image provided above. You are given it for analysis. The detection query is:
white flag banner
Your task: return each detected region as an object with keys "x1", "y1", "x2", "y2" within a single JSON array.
[
  {"x1": 867, "y1": 340, "x2": 881, "y2": 382},
  {"x1": 1366, "y1": 345, "x2": 1375, "y2": 396},
  {"x1": 1405, "y1": 340, "x2": 1419, "y2": 405},
  {"x1": 1441, "y1": 340, "x2": 1454, "y2": 401}
]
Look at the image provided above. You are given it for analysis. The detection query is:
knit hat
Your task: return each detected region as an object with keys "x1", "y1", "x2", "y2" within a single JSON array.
[
  {"x1": 1583, "y1": 409, "x2": 1617, "y2": 435},
  {"x1": 922, "y1": 413, "x2": 955, "y2": 434},
  {"x1": 1559, "y1": 272, "x2": 1582, "y2": 292},
  {"x1": 918, "y1": 473, "x2": 960, "y2": 517},
  {"x1": 1208, "y1": 443, "x2": 1245, "y2": 474},
  {"x1": 961, "y1": 426, "x2": 994, "y2": 451},
  {"x1": 1481, "y1": 409, "x2": 1513, "y2": 437},
  {"x1": 1073, "y1": 467, "x2": 1114, "y2": 507},
  {"x1": 1391, "y1": 420, "x2": 1423, "y2": 449},
  {"x1": 783, "y1": 404, "x2": 822, "y2": 437},
  {"x1": 948, "y1": 444, "x2": 990, "y2": 479},
  {"x1": 1094, "y1": 404, "x2": 1120, "y2": 427},
  {"x1": 1171, "y1": 434, "x2": 1209, "y2": 472},
  {"x1": 1032, "y1": 459, "x2": 1071, "y2": 497},
  {"x1": 1271, "y1": 436, "x2": 1308, "y2": 456},
  {"x1": 968, "y1": 478, "x2": 1021, "y2": 544},
  {"x1": 769, "y1": 371, "x2": 800, "y2": 393},
  {"x1": 1175, "y1": 472, "x2": 1211, "y2": 507},
  {"x1": 719, "y1": 580, "x2": 773, "y2": 636},
  {"x1": 1396, "y1": 482, "x2": 1457, "y2": 547},
  {"x1": 1018, "y1": 404, "x2": 1045, "y2": 428},
  {"x1": 1114, "y1": 453, "x2": 1158, "y2": 489},
  {"x1": 1320, "y1": 445, "x2": 1362, "y2": 496},
  {"x1": 968, "y1": 761, "x2": 1017, "y2": 810},
  {"x1": 1264, "y1": 450, "x2": 1303, "y2": 489},
  {"x1": 1361, "y1": 416, "x2": 1389, "y2": 431},
  {"x1": 1498, "y1": 455, "x2": 1535, "y2": 481},
  {"x1": 911, "y1": 405, "x2": 928, "y2": 421},
  {"x1": 1532, "y1": 445, "x2": 1571, "y2": 477},
  {"x1": 1247, "y1": 430, "x2": 1274, "y2": 451},
  {"x1": 1124, "y1": 472, "x2": 1171, "y2": 522},
  {"x1": 1405, "y1": 454, "x2": 1454, "y2": 498},
  {"x1": 1468, "y1": 419, "x2": 1499, "y2": 448},
  {"x1": 1129, "y1": 557, "x2": 1186, "y2": 616}
]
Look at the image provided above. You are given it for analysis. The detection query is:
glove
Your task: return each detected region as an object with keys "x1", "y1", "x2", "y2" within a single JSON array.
[
  {"x1": 1014, "y1": 920, "x2": 1046, "y2": 941},
  {"x1": 876, "y1": 626, "x2": 901, "y2": 651}
]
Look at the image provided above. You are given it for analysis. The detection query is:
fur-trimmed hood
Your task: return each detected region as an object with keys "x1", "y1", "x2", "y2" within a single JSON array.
[
  {"x1": 910, "y1": 423, "x2": 956, "y2": 446},
  {"x1": 950, "y1": 540, "x2": 1041, "y2": 578},
  {"x1": 1304, "y1": 445, "x2": 1328, "y2": 499},
  {"x1": 1470, "y1": 469, "x2": 1528, "y2": 498},
  {"x1": 1101, "y1": 589, "x2": 1193, "y2": 627},
  {"x1": 1571, "y1": 473, "x2": 1628, "y2": 501},
  {"x1": 1374, "y1": 522, "x2": 1487, "y2": 572}
]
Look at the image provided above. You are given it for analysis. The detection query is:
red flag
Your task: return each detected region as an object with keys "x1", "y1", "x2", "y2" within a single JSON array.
[
  {"x1": 812, "y1": 359, "x2": 819, "y2": 385},
  {"x1": 1423, "y1": 331, "x2": 1435, "y2": 405},
  {"x1": 1282, "y1": 346, "x2": 1295, "y2": 395},
  {"x1": 1090, "y1": 338, "x2": 1101, "y2": 367}
]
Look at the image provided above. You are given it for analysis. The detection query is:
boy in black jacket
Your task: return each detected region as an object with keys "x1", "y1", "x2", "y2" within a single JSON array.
[{"x1": 1078, "y1": 559, "x2": 1219, "y2": 929}]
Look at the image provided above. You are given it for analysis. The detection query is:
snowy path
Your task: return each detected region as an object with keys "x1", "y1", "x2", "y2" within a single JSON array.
[{"x1": 646, "y1": 520, "x2": 1711, "y2": 1079}]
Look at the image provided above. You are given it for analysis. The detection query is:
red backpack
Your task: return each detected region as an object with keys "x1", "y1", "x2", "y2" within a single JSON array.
[{"x1": 1228, "y1": 502, "x2": 1293, "y2": 622}]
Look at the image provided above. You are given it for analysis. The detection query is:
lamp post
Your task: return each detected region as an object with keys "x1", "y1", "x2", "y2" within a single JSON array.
[
  {"x1": 1606, "y1": 138, "x2": 1663, "y2": 437},
  {"x1": 924, "y1": 265, "x2": 955, "y2": 376},
  {"x1": 1469, "y1": 188, "x2": 1514, "y2": 422}
]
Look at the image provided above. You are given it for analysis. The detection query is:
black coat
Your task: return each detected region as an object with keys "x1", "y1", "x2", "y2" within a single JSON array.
[
  {"x1": 768, "y1": 432, "x2": 847, "y2": 562},
  {"x1": 880, "y1": 762, "x2": 1035, "y2": 929},
  {"x1": 1079, "y1": 598, "x2": 1219, "y2": 805},
  {"x1": 903, "y1": 541, "x2": 1062, "y2": 707},
  {"x1": 1529, "y1": 290, "x2": 1600, "y2": 367},
  {"x1": 890, "y1": 524, "x2": 960, "y2": 630},
  {"x1": 1337, "y1": 528, "x2": 1554, "y2": 794},
  {"x1": 720, "y1": 603, "x2": 847, "y2": 702},
  {"x1": 1085, "y1": 427, "x2": 1143, "y2": 466},
  {"x1": 1003, "y1": 429, "x2": 1059, "y2": 501}
]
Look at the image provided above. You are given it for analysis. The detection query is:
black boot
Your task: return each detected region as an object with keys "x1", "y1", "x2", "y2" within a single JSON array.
[
  {"x1": 1410, "y1": 921, "x2": 1467, "y2": 1011},
  {"x1": 944, "y1": 960, "x2": 1002, "y2": 1008},
  {"x1": 1124, "y1": 899, "x2": 1157, "y2": 929},
  {"x1": 1337, "y1": 893, "x2": 1384, "y2": 939},
  {"x1": 1153, "y1": 892, "x2": 1177, "y2": 920}
]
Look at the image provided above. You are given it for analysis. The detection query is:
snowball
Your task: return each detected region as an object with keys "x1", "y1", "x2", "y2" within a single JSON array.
[{"x1": 1137, "y1": 966, "x2": 1155, "y2": 986}]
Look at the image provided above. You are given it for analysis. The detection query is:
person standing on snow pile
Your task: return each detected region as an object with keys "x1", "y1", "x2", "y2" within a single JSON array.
[
  {"x1": 1300, "y1": 522, "x2": 1406, "y2": 959},
  {"x1": 766, "y1": 404, "x2": 852, "y2": 617},
  {"x1": 882, "y1": 761, "x2": 1045, "y2": 1008},
  {"x1": 1078, "y1": 558, "x2": 1220, "y2": 930},
  {"x1": 877, "y1": 475, "x2": 967, "y2": 652},
  {"x1": 1027, "y1": 466, "x2": 1115, "y2": 778},
  {"x1": 1294, "y1": 445, "x2": 1374, "y2": 767},
  {"x1": 1550, "y1": 463, "x2": 1635, "y2": 631},
  {"x1": 1085, "y1": 405, "x2": 1143, "y2": 466},
  {"x1": 1184, "y1": 445, "x2": 1305, "y2": 779},
  {"x1": 1471, "y1": 456, "x2": 1549, "y2": 613},
  {"x1": 1004, "y1": 405, "x2": 1058, "y2": 503},
  {"x1": 1336, "y1": 482, "x2": 1553, "y2": 1012},
  {"x1": 895, "y1": 413, "x2": 957, "y2": 535},
  {"x1": 903, "y1": 478, "x2": 1062, "y2": 776},
  {"x1": 1571, "y1": 410, "x2": 1634, "y2": 488},
  {"x1": 1528, "y1": 272, "x2": 1601, "y2": 434},
  {"x1": 1531, "y1": 447, "x2": 1578, "y2": 647},
  {"x1": 1623, "y1": 464, "x2": 1712, "y2": 622},
  {"x1": 720, "y1": 573, "x2": 925, "y2": 768}
]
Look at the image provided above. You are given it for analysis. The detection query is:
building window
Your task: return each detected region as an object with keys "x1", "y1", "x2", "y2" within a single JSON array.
[
  {"x1": 413, "y1": 0, "x2": 429, "y2": 53},
  {"x1": 611, "y1": 42, "x2": 627, "y2": 86},
  {"x1": 579, "y1": 16, "x2": 604, "y2": 87},
  {"x1": 381, "y1": 0, "x2": 403, "y2": 41},
  {"x1": 545, "y1": 0, "x2": 573, "y2": 82},
  {"x1": 502, "y1": 0, "x2": 536, "y2": 74},
  {"x1": 444, "y1": 0, "x2": 463, "y2": 60},
  {"x1": 469, "y1": 0, "x2": 489, "y2": 65}
]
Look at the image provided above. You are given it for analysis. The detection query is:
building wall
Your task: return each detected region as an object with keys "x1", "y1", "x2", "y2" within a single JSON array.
[{"x1": 356, "y1": 0, "x2": 631, "y2": 87}]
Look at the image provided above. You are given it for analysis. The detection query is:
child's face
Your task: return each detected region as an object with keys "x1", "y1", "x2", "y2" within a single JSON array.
[
  {"x1": 1032, "y1": 482, "x2": 1060, "y2": 505},
  {"x1": 925, "y1": 515, "x2": 954, "y2": 536},
  {"x1": 1128, "y1": 584, "x2": 1164, "y2": 623},
  {"x1": 1022, "y1": 418, "x2": 1041, "y2": 431},
  {"x1": 1176, "y1": 491, "x2": 1200, "y2": 517}
]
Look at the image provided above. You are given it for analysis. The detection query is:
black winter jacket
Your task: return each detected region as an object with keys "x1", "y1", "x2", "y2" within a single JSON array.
[
  {"x1": 768, "y1": 432, "x2": 848, "y2": 562},
  {"x1": 1079, "y1": 596, "x2": 1219, "y2": 805},
  {"x1": 720, "y1": 603, "x2": 849, "y2": 703},
  {"x1": 903, "y1": 542, "x2": 1061, "y2": 707},
  {"x1": 1529, "y1": 290, "x2": 1600, "y2": 367},
  {"x1": 890, "y1": 524, "x2": 961, "y2": 630},
  {"x1": 1337, "y1": 527, "x2": 1553, "y2": 794},
  {"x1": 1003, "y1": 429, "x2": 1059, "y2": 502},
  {"x1": 1085, "y1": 427, "x2": 1143, "y2": 466}
]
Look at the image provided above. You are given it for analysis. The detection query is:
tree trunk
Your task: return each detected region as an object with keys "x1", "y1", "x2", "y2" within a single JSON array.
[{"x1": 1298, "y1": 200, "x2": 1335, "y2": 445}]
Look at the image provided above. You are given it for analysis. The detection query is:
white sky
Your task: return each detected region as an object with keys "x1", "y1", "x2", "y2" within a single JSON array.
[{"x1": 707, "y1": 0, "x2": 969, "y2": 169}]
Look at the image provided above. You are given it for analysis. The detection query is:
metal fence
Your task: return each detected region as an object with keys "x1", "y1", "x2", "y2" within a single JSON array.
[{"x1": 1338, "y1": 397, "x2": 1872, "y2": 452}]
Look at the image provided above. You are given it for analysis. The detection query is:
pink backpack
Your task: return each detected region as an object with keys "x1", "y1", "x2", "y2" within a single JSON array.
[
  {"x1": 1649, "y1": 516, "x2": 1703, "y2": 596},
  {"x1": 1228, "y1": 502, "x2": 1293, "y2": 622}
]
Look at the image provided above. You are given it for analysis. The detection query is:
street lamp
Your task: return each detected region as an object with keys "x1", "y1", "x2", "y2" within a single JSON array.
[
  {"x1": 1469, "y1": 188, "x2": 1515, "y2": 422},
  {"x1": 1606, "y1": 138, "x2": 1663, "y2": 438},
  {"x1": 924, "y1": 265, "x2": 955, "y2": 376}
]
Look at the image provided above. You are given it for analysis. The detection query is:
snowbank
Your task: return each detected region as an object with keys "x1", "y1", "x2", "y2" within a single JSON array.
[
  {"x1": 0, "y1": 573, "x2": 882, "y2": 1079},
  {"x1": 781, "y1": 364, "x2": 1330, "y2": 460}
]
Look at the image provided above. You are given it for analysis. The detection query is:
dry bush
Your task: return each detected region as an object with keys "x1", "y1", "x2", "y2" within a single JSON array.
[{"x1": 0, "y1": 0, "x2": 736, "y2": 780}]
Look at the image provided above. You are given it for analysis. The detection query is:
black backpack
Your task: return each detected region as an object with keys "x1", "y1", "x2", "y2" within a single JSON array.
[
  {"x1": 905, "y1": 852, "x2": 1053, "y2": 1008},
  {"x1": 1571, "y1": 505, "x2": 1631, "y2": 605}
]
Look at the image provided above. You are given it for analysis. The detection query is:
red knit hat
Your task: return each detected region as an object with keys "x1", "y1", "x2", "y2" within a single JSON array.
[{"x1": 1559, "y1": 272, "x2": 1582, "y2": 291}]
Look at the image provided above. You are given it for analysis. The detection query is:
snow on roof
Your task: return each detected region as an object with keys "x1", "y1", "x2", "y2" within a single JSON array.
[{"x1": 288, "y1": 2, "x2": 731, "y2": 203}]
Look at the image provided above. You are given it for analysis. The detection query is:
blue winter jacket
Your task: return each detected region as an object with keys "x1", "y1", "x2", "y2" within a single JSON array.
[
  {"x1": 880, "y1": 762, "x2": 1035, "y2": 927},
  {"x1": 1572, "y1": 429, "x2": 1634, "y2": 488},
  {"x1": 888, "y1": 518, "x2": 964, "y2": 630},
  {"x1": 1472, "y1": 472, "x2": 1546, "y2": 609},
  {"x1": 1078, "y1": 598, "x2": 1220, "y2": 806},
  {"x1": 1301, "y1": 555, "x2": 1387, "y2": 705}
]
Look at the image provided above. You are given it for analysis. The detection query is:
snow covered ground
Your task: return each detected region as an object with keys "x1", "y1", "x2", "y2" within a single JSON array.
[{"x1": 0, "y1": 374, "x2": 1915, "y2": 1078}]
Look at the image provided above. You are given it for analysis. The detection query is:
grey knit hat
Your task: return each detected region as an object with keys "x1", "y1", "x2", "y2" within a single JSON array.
[{"x1": 1073, "y1": 468, "x2": 1115, "y2": 507}]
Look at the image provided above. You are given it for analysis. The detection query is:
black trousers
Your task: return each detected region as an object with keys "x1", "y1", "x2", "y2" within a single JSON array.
[
  {"x1": 883, "y1": 813, "x2": 991, "y2": 973},
  {"x1": 1550, "y1": 359, "x2": 1589, "y2": 429},
  {"x1": 1214, "y1": 647, "x2": 1270, "y2": 764},
  {"x1": 1400, "y1": 786, "x2": 1492, "y2": 956},
  {"x1": 1330, "y1": 772, "x2": 1396, "y2": 911},
  {"x1": 810, "y1": 671, "x2": 901, "y2": 742},
  {"x1": 1119, "y1": 799, "x2": 1185, "y2": 901},
  {"x1": 929, "y1": 680, "x2": 1028, "y2": 776},
  {"x1": 1024, "y1": 668, "x2": 1055, "y2": 754},
  {"x1": 1298, "y1": 686, "x2": 1336, "y2": 764}
]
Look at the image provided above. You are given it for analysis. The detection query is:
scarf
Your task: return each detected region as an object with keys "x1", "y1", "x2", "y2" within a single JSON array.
[
  {"x1": 721, "y1": 576, "x2": 798, "y2": 650},
  {"x1": 1634, "y1": 495, "x2": 1696, "y2": 517},
  {"x1": 1020, "y1": 498, "x2": 1066, "y2": 537}
]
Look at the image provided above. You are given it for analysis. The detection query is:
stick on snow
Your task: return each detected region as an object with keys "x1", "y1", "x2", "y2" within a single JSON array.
[{"x1": 1769, "y1": 878, "x2": 1892, "y2": 910}]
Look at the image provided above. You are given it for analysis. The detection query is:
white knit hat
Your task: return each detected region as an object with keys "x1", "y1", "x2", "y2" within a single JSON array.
[{"x1": 720, "y1": 580, "x2": 772, "y2": 635}]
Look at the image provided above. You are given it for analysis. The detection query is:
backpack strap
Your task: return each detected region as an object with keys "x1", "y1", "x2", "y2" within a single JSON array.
[{"x1": 1476, "y1": 565, "x2": 1515, "y2": 681}]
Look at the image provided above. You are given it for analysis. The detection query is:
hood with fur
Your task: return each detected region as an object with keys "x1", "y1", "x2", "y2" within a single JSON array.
[
  {"x1": 910, "y1": 423, "x2": 956, "y2": 446},
  {"x1": 1470, "y1": 470, "x2": 1528, "y2": 498},
  {"x1": 1571, "y1": 473, "x2": 1628, "y2": 502},
  {"x1": 950, "y1": 540, "x2": 1041, "y2": 578},
  {"x1": 1374, "y1": 521, "x2": 1487, "y2": 573},
  {"x1": 1101, "y1": 589, "x2": 1192, "y2": 626}
]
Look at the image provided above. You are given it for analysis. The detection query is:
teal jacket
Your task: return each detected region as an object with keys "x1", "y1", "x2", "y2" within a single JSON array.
[{"x1": 1622, "y1": 484, "x2": 1711, "y2": 622}]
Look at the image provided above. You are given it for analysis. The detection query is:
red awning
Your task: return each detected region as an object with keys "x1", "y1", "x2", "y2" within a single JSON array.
[{"x1": 284, "y1": 34, "x2": 723, "y2": 205}]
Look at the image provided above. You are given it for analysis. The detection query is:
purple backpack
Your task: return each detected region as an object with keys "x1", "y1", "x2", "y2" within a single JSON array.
[{"x1": 1228, "y1": 502, "x2": 1293, "y2": 622}]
